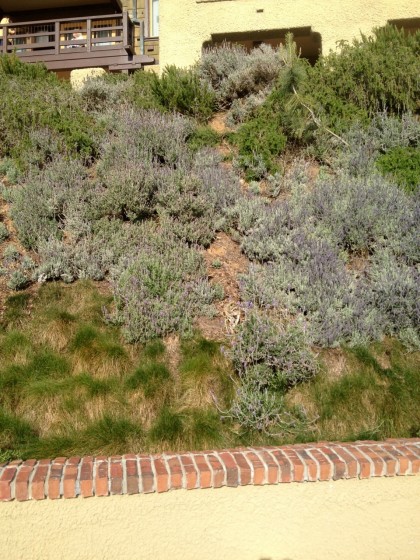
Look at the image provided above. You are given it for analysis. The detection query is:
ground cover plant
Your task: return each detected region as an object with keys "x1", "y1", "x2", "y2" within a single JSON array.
[{"x1": 0, "y1": 26, "x2": 419, "y2": 459}]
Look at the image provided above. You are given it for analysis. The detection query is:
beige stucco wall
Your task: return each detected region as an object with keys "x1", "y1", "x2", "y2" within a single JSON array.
[
  {"x1": 1, "y1": 476, "x2": 420, "y2": 559},
  {"x1": 159, "y1": 0, "x2": 420, "y2": 68}
]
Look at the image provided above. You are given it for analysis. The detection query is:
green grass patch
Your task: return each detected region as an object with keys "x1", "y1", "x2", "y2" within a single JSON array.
[
  {"x1": 180, "y1": 337, "x2": 221, "y2": 379},
  {"x1": 149, "y1": 407, "x2": 184, "y2": 445},
  {"x1": 1, "y1": 293, "x2": 31, "y2": 328},
  {"x1": 126, "y1": 362, "x2": 171, "y2": 397}
]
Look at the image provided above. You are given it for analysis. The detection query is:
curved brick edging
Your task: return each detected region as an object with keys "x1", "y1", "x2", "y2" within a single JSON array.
[{"x1": 0, "y1": 438, "x2": 419, "y2": 502}]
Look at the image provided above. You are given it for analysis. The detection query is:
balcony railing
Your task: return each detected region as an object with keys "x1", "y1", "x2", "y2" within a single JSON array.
[{"x1": 0, "y1": 13, "x2": 149, "y2": 70}]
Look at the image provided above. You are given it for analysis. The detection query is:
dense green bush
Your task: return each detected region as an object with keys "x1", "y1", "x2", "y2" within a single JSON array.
[
  {"x1": 151, "y1": 65, "x2": 215, "y2": 121},
  {"x1": 234, "y1": 112, "x2": 287, "y2": 179},
  {"x1": 308, "y1": 26, "x2": 420, "y2": 120},
  {"x1": 376, "y1": 146, "x2": 420, "y2": 192}
]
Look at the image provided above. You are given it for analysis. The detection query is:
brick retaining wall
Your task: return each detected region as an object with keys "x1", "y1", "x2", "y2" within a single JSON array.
[{"x1": 1, "y1": 438, "x2": 419, "y2": 502}]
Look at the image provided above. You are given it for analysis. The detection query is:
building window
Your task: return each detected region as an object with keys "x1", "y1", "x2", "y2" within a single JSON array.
[{"x1": 151, "y1": 0, "x2": 159, "y2": 37}]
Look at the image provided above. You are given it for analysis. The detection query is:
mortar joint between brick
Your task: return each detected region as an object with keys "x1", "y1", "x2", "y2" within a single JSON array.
[
  {"x1": 342, "y1": 445, "x2": 362, "y2": 478},
  {"x1": 190, "y1": 453, "x2": 203, "y2": 489},
  {"x1": 262, "y1": 448, "x2": 281, "y2": 484},
  {"x1": 355, "y1": 445, "x2": 375, "y2": 478},
  {"x1": 319, "y1": 447, "x2": 335, "y2": 478},
  {"x1": 121, "y1": 457, "x2": 128, "y2": 495},
  {"x1": 304, "y1": 448, "x2": 320, "y2": 481},
  {"x1": 176, "y1": 454, "x2": 187, "y2": 489},
  {"x1": 27, "y1": 461, "x2": 36, "y2": 500},
  {"x1": 252, "y1": 449, "x2": 268, "y2": 484},
  {"x1": 201, "y1": 453, "x2": 213, "y2": 488},
  {"x1": 135, "y1": 456, "x2": 142, "y2": 493},
  {"x1": 75, "y1": 459, "x2": 82, "y2": 497},
  {"x1": 213, "y1": 451, "x2": 227, "y2": 487},
  {"x1": 149, "y1": 454, "x2": 157, "y2": 493}
]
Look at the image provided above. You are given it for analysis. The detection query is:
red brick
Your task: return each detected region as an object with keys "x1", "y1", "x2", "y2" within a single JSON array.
[
  {"x1": 219, "y1": 452, "x2": 239, "y2": 487},
  {"x1": 372, "y1": 446, "x2": 398, "y2": 476},
  {"x1": 380, "y1": 445, "x2": 408, "y2": 475},
  {"x1": 359, "y1": 447, "x2": 385, "y2": 477},
  {"x1": 125, "y1": 455, "x2": 139, "y2": 495},
  {"x1": 269, "y1": 449, "x2": 292, "y2": 483},
  {"x1": 167, "y1": 456, "x2": 183, "y2": 490},
  {"x1": 139, "y1": 455, "x2": 154, "y2": 493},
  {"x1": 308, "y1": 448, "x2": 332, "y2": 481},
  {"x1": 257, "y1": 450, "x2": 279, "y2": 484},
  {"x1": 331, "y1": 445, "x2": 358, "y2": 478},
  {"x1": 398, "y1": 445, "x2": 420, "y2": 474},
  {"x1": 295, "y1": 449, "x2": 317, "y2": 481},
  {"x1": 282, "y1": 448, "x2": 306, "y2": 482},
  {"x1": 320, "y1": 446, "x2": 346, "y2": 480},
  {"x1": 153, "y1": 457, "x2": 169, "y2": 493},
  {"x1": 63, "y1": 457, "x2": 81, "y2": 498},
  {"x1": 405, "y1": 444, "x2": 420, "y2": 459},
  {"x1": 31, "y1": 459, "x2": 50, "y2": 500},
  {"x1": 110, "y1": 457, "x2": 123, "y2": 495},
  {"x1": 193, "y1": 454, "x2": 211, "y2": 489},
  {"x1": 245, "y1": 451, "x2": 266, "y2": 485},
  {"x1": 346, "y1": 446, "x2": 372, "y2": 479},
  {"x1": 15, "y1": 460, "x2": 37, "y2": 502},
  {"x1": 0, "y1": 466, "x2": 18, "y2": 501},
  {"x1": 180, "y1": 454, "x2": 198, "y2": 490},
  {"x1": 206, "y1": 454, "x2": 225, "y2": 488},
  {"x1": 231, "y1": 452, "x2": 252, "y2": 486},
  {"x1": 94, "y1": 457, "x2": 108, "y2": 497},
  {"x1": 79, "y1": 456, "x2": 94, "y2": 498},
  {"x1": 47, "y1": 458, "x2": 66, "y2": 500}
]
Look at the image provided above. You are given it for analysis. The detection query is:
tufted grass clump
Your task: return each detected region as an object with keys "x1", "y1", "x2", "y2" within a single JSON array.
[{"x1": 126, "y1": 363, "x2": 171, "y2": 397}]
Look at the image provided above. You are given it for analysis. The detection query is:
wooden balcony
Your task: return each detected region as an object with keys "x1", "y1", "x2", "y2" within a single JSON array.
[{"x1": 0, "y1": 13, "x2": 155, "y2": 72}]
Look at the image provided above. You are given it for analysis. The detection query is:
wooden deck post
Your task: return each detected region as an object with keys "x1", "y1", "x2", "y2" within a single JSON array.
[
  {"x1": 54, "y1": 21, "x2": 60, "y2": 54},
  {"x1": 86, "y1": 19, "x2": 91, "y2": 52}
]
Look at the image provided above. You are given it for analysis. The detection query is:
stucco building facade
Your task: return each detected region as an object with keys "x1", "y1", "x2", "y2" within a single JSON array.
[
  {"x1": 156, "y1": 0, "x2": 419, "y2": 68},
  {"x1": 0, "y1": 0, "x2": 419, "y2": 71}
]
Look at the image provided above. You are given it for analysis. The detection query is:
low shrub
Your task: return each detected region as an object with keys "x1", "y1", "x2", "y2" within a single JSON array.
[
  {"x1": 0, "y1": 59, "x2": 98, "y2": 169},
  {"x1": 199, "y1": 43, "x2": 284, "y2": 110},
  {"x1": 109, "y1": 224, "x2": 221, "y2": 342},
  {"x1": 7, "y1": 270, "x2": 29, "y2": 291},
  {"x1": 2, "y1": 244, "x2": 20, "y2": 263},
  {"x1": 364, "y1": 250, "x2": 420, "y2": 348},
  {"x1": 0, "y1": 223, "x2": 9, "y2": 242},
  {"x1": 228, "y1": 310, "x2": 318, "y2": 390}
]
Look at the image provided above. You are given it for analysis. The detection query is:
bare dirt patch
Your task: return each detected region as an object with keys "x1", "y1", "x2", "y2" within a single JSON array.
[
  {"x1": 195, "y1": 232, "x2": 250, "y2": 340},
  {"x1": 209, "y1": 112, "x2": 230, "y2": 135}
]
